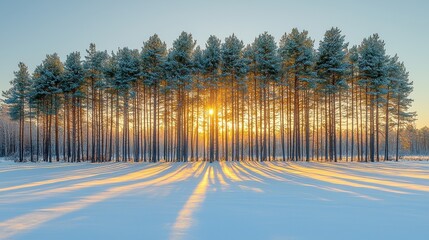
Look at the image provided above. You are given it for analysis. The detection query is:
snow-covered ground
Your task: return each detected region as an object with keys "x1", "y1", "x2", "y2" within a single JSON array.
[
  {"x1": 401, "y1": 155, "x2": 429, "y2": 161},
  {"x1": 0, "y1": 161, "x2": 428, "y2": 240}
]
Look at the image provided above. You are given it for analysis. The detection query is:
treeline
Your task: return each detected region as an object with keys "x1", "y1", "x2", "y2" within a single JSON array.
[{"x1": 1, "y1": 28, "x2": 415, "y2": 163}]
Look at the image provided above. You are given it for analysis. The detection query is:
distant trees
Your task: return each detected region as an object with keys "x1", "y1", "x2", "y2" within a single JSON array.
[
  {"x1": 402, "y1": 126, "x2": 429, "y2": 156},
  {"x1": 0, "y1": 29, "x2": 418, "y2": 162}
]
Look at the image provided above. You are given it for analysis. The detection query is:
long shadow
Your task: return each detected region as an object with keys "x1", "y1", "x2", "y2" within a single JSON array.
[
  {"x1": 2, "y1": 161, "x2": 428, "y2": 239},
  {"x1": 316, "y1": 161, "x2": 429, "y2": 181},
  {"x1": 236, "y1": 161, "x2": 380, "y2": 200},
  {"x1": 169, "y1": 162, "x2": 209, "y2": 240},
  {"x1": 0, "y1": 163, "x2": 195, "y2": 239},
  {"x1": 0, "y1": 163, "x2": 172, "y2": 205},
  {"x1": 266, "y1": 162, "x2": 407, "y2": 194},
  {"x1": 0, "y1": 163, "x2": 134, "y2": 191},
  {"x1": 0, "y1": 163, "x2": 134, "y2": 193},
  {"x1": 286, "y1": 162, "x2": 429, "y2": 193},
  {"x1": 0, "y1": 162, "x2": 80, "y2": 173},
  {"x1": 217, "y1": 161, "x2": 266, "y2": 193}
]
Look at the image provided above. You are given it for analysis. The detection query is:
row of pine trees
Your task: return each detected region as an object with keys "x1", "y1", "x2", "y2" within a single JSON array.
[{"x1": 2, "y1": 28, "x2": 414, "y2": 163}]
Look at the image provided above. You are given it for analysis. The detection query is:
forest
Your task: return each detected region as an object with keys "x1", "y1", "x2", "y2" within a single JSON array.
[{"x1": 0, "y1": 28, "x2": 419, "y2": 163}]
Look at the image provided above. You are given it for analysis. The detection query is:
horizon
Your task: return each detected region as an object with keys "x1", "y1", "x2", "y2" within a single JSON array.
[{"x1": 1, "y1": 0, "x2": 428, "y2": 127}]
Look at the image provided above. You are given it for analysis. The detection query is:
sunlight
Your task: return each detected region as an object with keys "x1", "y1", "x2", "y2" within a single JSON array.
[
  {"x1": 229, "y1": 163, "x2": 263, "y2": 182},
  {"x1": 266, "y1": 162, "x2": 408, "y2": 194},
  {"x1": 35, "y1": 163, "x2": 171, "y2": 196},
  {"x1": 0, "y1": 163, "x2": 195, "y2": 239},
  {"x1": 291, "y1": 164, "x2": 429, "y2": 193},
  {"x1": 153, "y1": 163, "x2": 205, "y2": 186},
  {"x1": 240, "y1": 161, "x2": 286, "y2": 181},
  {"x1": 238, "y1": 184, "x2": 264, "y2": 193},
  {"x1": 219, "y1": 161, "x2": 242, "y2": 182},
  {"x1": 325, "y1": 163, "x2": 429, "y2": 181},
  {"x1": 0, "y1": 163, "x2": 76, "y2": 173},
  {"x1": 1, "y1": 161, "x2": 429, "y2": 239},
  {"x1": 214, "y1": 166, "x2": 228, "y2": 188},
  {"x1": 0, "y1": 174, "x2": 98, "y2": 193},
  {"x1": 170, "y1": 165, "x2": 210, "y2": 240}
]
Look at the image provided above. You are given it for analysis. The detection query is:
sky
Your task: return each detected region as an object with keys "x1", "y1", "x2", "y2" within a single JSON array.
[{"x1": 0, "y1": 0, "x2": 428, "y2": 127}]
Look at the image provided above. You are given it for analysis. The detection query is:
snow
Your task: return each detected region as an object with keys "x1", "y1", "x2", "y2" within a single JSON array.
[
  {"x1": 0, "y1": 157, "x2": 12, "y2": 163},
  {"x1": 0, "y1": 161, "x2": 428, "y2": 240},
  {"x1": 401, "y1": 155, "x2": 429, "y2": 161}
]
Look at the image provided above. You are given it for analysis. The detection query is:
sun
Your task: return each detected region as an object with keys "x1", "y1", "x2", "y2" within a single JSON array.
[{"x1": 208, "y1": 108, "x2": 214, "y2": 115}]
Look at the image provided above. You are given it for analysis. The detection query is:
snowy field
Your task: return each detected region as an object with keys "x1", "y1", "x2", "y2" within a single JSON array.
[{"x1": 0, "y1": 161, "x2": 428, "y2": 240}]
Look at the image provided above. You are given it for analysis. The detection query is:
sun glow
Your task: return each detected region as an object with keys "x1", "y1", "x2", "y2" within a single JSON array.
[{"x1": 208, "y1": 108, "x2": 214, "y2": 115}]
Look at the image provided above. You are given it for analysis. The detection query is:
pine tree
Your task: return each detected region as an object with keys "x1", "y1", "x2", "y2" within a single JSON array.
[
  {"x1": 253, "y1": 32, "x2": 280, "y2": 161},
  {"x1": 62, "y1": 52, "x2": 85, "y2": 162},
  {"x1": 84, "y1": 43, "x2": 108, "y2": 162},
  {"x1": 221, "y1": 34, "x2": 248, "y2": 161},
  {"x1": 115, "y1": 47, "x2": 140, "y2": 162},
  {"x1": 389, "y1": 60, "x2": 415, "y2": 161},
  {"x1": 103, "y1": 52, "x2": 117, "y2": 162},
  {"x1": 202, "y1": 35, "x2": 221, "y2": 163},
  {"x1": 316, "y1": 27, "x2": 348, "y2": 162},
  {"x1": 31, "y1": 54, "x2": 64, "y2": 162},
  {"x1": 191, "y1": 46, "x2": 205, "y2": 161},
  {"x1": 347, "y1": 46, "x2": 359, "y2": 161},
  {"x1": 358, "y1": 34, "x2": 389, "y2": 162},
  {"x1": 279, "y1": 28, "x2": 314, "y2": 161},
  {"x1": 141, "y1": 34, "x2": 167, "y2": 162},
  {"x1": 3, "y1": 62, "x2": 31, "y2": 162},
  {"x1": 242, "y1": 44, "x2": 256, "y2": 160},
  {"x1": 165, "y1": 32, "x2": 195, "y2": 162},
  {"x1": 0, "y1": 30, "x2": 416, "y2": 163}
]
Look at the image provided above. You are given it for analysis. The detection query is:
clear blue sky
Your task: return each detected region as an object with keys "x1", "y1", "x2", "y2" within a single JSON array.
[{"x1": 1, "y1": 0, "x2": 428, "y2": 127}]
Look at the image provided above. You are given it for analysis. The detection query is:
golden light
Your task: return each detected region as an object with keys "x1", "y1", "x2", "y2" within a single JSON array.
[
  {"x1": 208, "y1": 108, "x2": 214, "y2": 115},
  {"x1": 171, "y1": 163, "x2": 209, "y2": 239}
]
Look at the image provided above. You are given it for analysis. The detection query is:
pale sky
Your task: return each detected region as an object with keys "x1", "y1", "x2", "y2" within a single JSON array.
[{"x1": 1, "y1": 0, "x2": 428, "y2": 127}]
